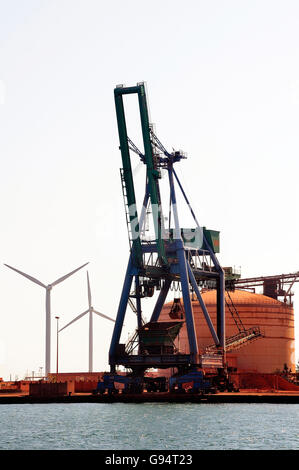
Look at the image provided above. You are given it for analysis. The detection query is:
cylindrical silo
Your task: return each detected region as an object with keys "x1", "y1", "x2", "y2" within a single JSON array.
[{"x1": 159, "y1": 289, "x2": 295, "y2": 373}]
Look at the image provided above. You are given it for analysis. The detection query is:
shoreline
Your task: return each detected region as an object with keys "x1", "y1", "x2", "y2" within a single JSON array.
[{"x1": 1, "y1": 392, "x2": 299, "y2": 404}]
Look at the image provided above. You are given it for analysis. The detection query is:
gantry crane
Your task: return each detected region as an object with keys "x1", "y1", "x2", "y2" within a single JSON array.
[{"x1": 108, "y1": 82, "x2": 226, "y2": 382}]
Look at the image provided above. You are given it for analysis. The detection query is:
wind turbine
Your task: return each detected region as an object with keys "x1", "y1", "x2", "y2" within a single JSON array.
[
  {"x1": 59, "y1": 271, "x2": 115, "y2": 372},
  {"x1": 4, "y1": 262, "x2": 89, "y2": 377}
]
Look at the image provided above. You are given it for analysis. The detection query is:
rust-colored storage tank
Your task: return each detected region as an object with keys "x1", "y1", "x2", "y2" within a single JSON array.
[{"x1": 159, "y1": 289, "x2": 295, "y2": 373}]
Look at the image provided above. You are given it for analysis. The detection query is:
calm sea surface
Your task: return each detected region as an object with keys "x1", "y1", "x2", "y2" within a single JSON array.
[{"x1": 0, "y1": 403, "x2": 298, "y2": 450}]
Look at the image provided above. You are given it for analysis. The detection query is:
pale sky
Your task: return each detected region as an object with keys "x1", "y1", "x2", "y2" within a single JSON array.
[{"x1": 1, "y1": 0, "x2": 299, "y2": 380}]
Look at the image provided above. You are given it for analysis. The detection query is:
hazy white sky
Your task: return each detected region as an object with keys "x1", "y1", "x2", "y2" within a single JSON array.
[{"x1": 1, "y1": 0, "x2": 299, "y2": 379}]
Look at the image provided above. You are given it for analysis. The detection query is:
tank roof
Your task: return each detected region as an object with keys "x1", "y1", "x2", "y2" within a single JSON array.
[{"x1": 200, "y1": 289, "x2": 290, "y2": 306}]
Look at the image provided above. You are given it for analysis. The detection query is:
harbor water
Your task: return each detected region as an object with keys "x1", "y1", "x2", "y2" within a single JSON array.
[{"x1": 0, "y1": 402, "x2": 298, "y2": 450}]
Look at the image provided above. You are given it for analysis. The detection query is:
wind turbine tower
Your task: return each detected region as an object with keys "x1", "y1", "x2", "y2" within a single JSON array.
[
  {"x1": 59, "y1": 271, "x2": 115, "y2": 372},
  {"x1": 4, "y1": 262, "x2": 89, "y2": 377}
]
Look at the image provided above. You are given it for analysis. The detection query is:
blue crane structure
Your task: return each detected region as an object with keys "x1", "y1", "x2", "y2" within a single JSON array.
[{"x1": 109, "y1": 83, "x2": 226, "y2": 382}]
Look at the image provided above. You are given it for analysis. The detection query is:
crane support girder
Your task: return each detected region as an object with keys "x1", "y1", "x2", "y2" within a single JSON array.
[{"x1": 114, "y1": 84, "x2": 167, "y2": 268}]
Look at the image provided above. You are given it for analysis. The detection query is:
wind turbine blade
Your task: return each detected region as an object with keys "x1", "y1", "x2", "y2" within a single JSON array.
[
  {"x1": 51, "y1": 262, "x2": 89, "y2": 286},
  {"x1": 87, "y1": 271, "x2": 92, "y2": 310},
  {"x1": 59, "y1": 310, "x2": 89, "y2": 332},
  {"x1": 4, "y1": 264, "x2": 46, "y2": 288},
  {"x1": 93, "y1": 309, "x2": 115, "y2": 323}
]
